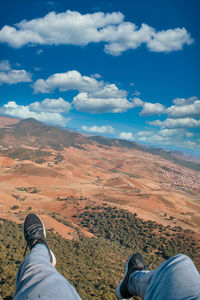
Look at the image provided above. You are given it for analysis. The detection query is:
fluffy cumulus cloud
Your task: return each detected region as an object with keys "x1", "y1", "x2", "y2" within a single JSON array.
[
  {"x1": 133, "y1": 128, "x2": 199, "y2": 150},
  {"x1": 34, "y1": 70, "x2": 135, "y2": 113},
  {"x1": 172, "y1": 96, "x2": 198, "y2": 106},
  {"x1": 33, "y1": 70, "x2": 127, "y2": 98},
  {"x1": 147, "y1": 28, "x2": 193, "y2": 52},
  {"x1": 33, "y1": 70, "x2": 101, "y2": 93},
  {"x1": 166, "y1": 96, "x2": 200, "y2": 118},
  {"x1": 29, "y1": 97, "x2": 71, "y2": 113},
  {"x1": 118, "y1": 131, "x2": 134, "y2": 140},
  {"x1": 0, "y1": 11, "x2": 123, "y2": 48},
  {"x1": 0, "y1": 10, "x2": 193, "y2": 55},
  {"x1": 147, "y1": 96, "x2": 200, "y2": 136},
  {"x1": 0, "y1": 100, "x2": 70, "y2": 127},
  {"x1": 159, "y1": 128, "x2": 194, "y2": 138},
  {"x1": 34, "y1": 73, "x2": 169, "y2": 115},
  {"x1": 132, "y1": 95, "x2": 200, "y2": 119},
  {"x1": 130, "y1": 97, "x2": 165, "y2": 116},
  {"x1": 73, "y1": 92, "x2": 134, "y2": 113},
  {"x1": 150, "y1": 118, "x2": 200, "y2": 128},
  {"x1": 0, "y1": 60, "x2": 32, "y2": 85},
  {"x1": 81, "y1": 125, "x2": 115, "y2": 134},
  {"x1": 140, "y1": 102, "x2": 165, "y2": 116}
]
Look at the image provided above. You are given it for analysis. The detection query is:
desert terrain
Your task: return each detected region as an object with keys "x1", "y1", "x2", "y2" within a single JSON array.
[{"x1": 0, "y1": 116, "x2": 200, "y2": 243}]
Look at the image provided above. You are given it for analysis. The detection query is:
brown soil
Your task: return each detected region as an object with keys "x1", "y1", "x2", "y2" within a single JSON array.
[
  {"x1": 0, "y1": 143, "x2": 199, "y2": 243},
  {"x1": 0, "y1": 116, "x2": 20, "y2": 127}
]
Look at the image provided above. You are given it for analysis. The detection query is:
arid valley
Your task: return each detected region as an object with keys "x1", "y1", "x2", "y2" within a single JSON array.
[{"x1": 0, "y1": 116, "x2": 200, "y2": 240}]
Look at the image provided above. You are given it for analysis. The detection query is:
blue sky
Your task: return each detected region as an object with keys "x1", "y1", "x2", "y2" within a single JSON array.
[{"x1": 0, "y1": 0, "x2": 199, "y2": 153}]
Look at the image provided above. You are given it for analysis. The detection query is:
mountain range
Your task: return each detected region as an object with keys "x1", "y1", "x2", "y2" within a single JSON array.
[{"x1": 0, "y1": 116, "x2": 199, "y2": 170}]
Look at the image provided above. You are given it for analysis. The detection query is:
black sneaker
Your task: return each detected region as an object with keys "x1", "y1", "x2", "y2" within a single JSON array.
[
  {"x1": 24, "y1": 213, "x2": 56, "y2": 266},
  {"x1": 116, "y1": 253, "x2": 146, "y2": 299}
]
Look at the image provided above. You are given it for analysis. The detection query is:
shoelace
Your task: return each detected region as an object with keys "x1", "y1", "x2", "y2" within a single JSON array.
[
  {"x1": 24, "y1": 224, "x2": 43, "y2": 239},
  {"x1": 23, "y1": 224, "x2": 43, "y2": 258}
]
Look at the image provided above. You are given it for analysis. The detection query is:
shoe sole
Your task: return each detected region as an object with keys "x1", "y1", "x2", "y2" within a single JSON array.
[{"x1": 39, "y1": 215, "x2": 56, "y2": 267}]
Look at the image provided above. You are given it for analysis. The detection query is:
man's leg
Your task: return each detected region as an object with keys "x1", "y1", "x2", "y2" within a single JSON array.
[
  {"x1": 124, "y1": 254, "x2": 200, "y2": 300},
  {"x1": 14, "y1": 213, "x2": 82, "y2": 300},
  {"x1": 116, "y1": 253, "x2": 200, "y2": 300},
  {"x1": 14, "y1": 243, "x2": 82, "y2": 300}
]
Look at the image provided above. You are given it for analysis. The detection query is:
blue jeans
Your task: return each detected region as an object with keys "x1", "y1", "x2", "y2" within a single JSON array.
[
  {"x1": 14, "y1": 244, "x2": 82, "y2": 300},
  {"x1": 128, "y1": 254, "x2": 200, "y2": 300},
  {"x1": 14, "y1": 246, "x2": 200, "y2": 300}
]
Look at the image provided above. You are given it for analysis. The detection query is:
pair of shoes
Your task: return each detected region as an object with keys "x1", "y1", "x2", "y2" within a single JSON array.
[
  {"x1": 23, "y1": 213, "x2": 145, "y2": 299},
  {"x1": 24, "y1": 213, "x2": 56, "y2": 266},
  {"x1": 116, "y1": 253, "x2": 146, "y2": 299}
]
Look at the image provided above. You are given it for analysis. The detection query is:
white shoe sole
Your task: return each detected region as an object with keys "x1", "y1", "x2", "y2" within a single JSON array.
[{"x1": 38, "y1": 215, "x2": 57, "y2": 267}]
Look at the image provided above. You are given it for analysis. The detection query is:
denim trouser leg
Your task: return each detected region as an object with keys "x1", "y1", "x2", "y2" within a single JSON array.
[
  {"x1": 14, "y1": 244, "x2": 82, "y2": 300},
  {"x1": 128, "y1": 254, "x2": 200, "y2": 300}
]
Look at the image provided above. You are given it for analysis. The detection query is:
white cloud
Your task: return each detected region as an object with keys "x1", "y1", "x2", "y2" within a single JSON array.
[
  {"x1": 33, "y1": 70, "x2": 135, "y2": 113},
  {"x1": 119, "y1": 131, "x2": 134, "y2": 140},
  {"x1": 166, "y1": 96, "x2": 200, "y2": 118},
  {"x1": 158, "y1": 128, "x2": 194, "y2": 138},
  {"x1": 148, "y1": 120, "x2": 163, "y2": 126},
  {"x1": 150, "y1": 117, "x2": 200, "y2": 128},
  {"x1": 33, "y1": 71, "x2": 168, "y2": 115},
  {"x1": 0, "y1": 25, "x2": 44, "y2": 48},
  {"x1": 0, "y1": 10, "x2": 193, "y2": 55},
  {"x1": 132, "y1": 97, "x2": 144, "y2": 107},
  {"x1": 147, "y1": 28, "x2": 193, "y2": 52},
  {"x1": 0, "y1": 60, "x2": 32, "y2": 85},
  {"x1": 73, "y1": 92, "x2": 134, "y2": 113},
  {"x1": 136, "y1": 130, "x2": 151, "y2": 137},
  {"x1": 29, "y1": 97, "x2": 71, "y2": 113},
  {"x1": 0, "y1": 70, "x2": 32, "y2": 85},
  {"x1": 0, "y1": 11, "x2": 123, "y2": 48},
  {"x1": 140, "y1": 102, "x2": 165, "y2": 116},
  {"x1": 81, "y1": 125, "x2": 115, "y2": 134},
  {"x1": 103, "y1": 23, "x2": 155, "y2": 55},
  {"x1": 91, "y1": 73, "x2": 102, "y2": 79},
  {"x1": 134, "y1": 129, "x2": 199, "y2": 150},
  {"x1": 0, "y1": 101, "x2": 70, "y2": 127},
  {"x1": 159, "y1": 128, "x2": 188, "y2": 137},
  {"x1": 33, "y1": 70, "x2": 127, "y2": 100},
  {"x1": 0, "y1": 60, "x2": 11, "y2": 71},
  {"x1": 33, "y1": 70, "x2": 101, "y2": 93},
  {"x1": 129, "y1": 97, "x2": 165, "y2": 116},
  {"x1": 172, "y1": 96, "x2": 197, "y2": 106},
  {"x1": 90, "y1": 83, "x2": 127, "y2": 99}
]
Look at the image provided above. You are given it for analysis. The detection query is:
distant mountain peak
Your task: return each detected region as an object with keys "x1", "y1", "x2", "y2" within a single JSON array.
[
  {"x1": 17, "y1": 117, "x2": 45, "y2": 125},
  {"x1": 10, "y1": 118, "x2": 48, "y2": 130},
  {"x1": 21, "y1": 117, "x2": 39, "y2": 122}
]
